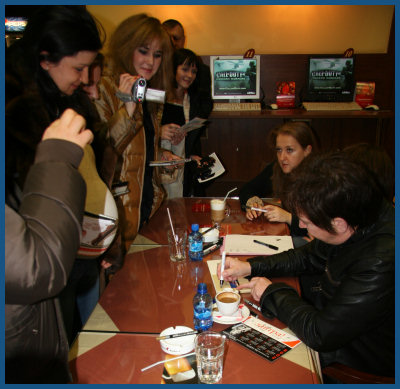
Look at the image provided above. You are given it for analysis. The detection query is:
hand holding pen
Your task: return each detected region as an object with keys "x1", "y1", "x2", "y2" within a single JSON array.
[
  {"x1": 245, "y1": 203, "x2": 268, "y2": 221},
  {"x1": 217, "y1": 256, "x2": 251, "y2": 284}
]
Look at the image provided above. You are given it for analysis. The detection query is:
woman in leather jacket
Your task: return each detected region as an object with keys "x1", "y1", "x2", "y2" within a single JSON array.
[
  {"x1": 219, "y1": 152, "x2": 395, "y2": 379},
  {"x1": 94, "y1": 14, "x2": 180, "y2": 251}
]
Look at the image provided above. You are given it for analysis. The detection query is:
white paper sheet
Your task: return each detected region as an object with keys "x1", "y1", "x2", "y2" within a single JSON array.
[{"x1": 223, "y1": 234, "x2": 293, "y2": 255}]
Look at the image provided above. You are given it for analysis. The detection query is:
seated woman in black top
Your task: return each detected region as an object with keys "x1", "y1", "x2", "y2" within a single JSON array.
[
  {"x1": 161, "y1": 48, "x2": 213, "y2": 197},
  {"x1": 239, "y1": 121, "x2": 318, "y2": 245}
]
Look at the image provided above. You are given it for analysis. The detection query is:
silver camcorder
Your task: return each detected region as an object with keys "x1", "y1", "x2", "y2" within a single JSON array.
[{"x1": 131, "y1": 77, "x2": 165, "y2": 103}]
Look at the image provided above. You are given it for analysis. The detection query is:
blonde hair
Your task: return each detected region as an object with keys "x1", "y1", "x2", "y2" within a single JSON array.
[{"x1": 108, "y1": 13, "x2": 173, "y2": 94}]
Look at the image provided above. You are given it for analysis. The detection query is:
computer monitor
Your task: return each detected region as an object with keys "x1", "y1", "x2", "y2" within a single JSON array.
[
  {"x1": 305, "y1": 56, "x2": 355, "y2": 102},
  {"x1": 210, "y1": 55, "x2": 260, "y2": 101}
]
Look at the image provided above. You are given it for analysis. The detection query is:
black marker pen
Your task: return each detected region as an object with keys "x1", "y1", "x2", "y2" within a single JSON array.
[
  {"x1": 203, "y1": 238, "x2": 223, "y2": 256},
  {"x1": 253, "y1": 239, "x2": 279, "y2": 251}
]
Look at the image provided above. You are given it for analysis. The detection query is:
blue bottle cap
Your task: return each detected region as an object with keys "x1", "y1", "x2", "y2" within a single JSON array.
[
  {"x1": 197, "y1": 283, "x2": 207, "y2": 293},
  {"x1": 191, "y1": 224, "x2": 199, "y2": 232}
]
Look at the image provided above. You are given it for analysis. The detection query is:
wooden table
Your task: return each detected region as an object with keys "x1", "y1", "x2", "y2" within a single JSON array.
[{"x1": 69, "y1": 197, "x2": 321, "y2": 384}]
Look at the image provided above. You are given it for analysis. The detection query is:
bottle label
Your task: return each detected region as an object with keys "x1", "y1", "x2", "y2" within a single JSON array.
[
  {"x1": 194, "y1": 302, "x2": 212, "y2": 319},
  {"x1": 190, "y1": 241, "x2": 202, "y2": 252}
]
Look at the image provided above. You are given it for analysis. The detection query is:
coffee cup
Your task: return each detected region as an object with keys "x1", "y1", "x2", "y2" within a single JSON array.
[
  {"x1": 216, "y1": 288, "x2": 240, "y2": 316},
  {"x1": 210, "y1": 199, "x2": 230, "y2": 226}
]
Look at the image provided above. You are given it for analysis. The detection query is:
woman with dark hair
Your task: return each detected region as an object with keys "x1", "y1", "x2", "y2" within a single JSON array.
[
  {"x1": 239, "y1": 121, "x2": 318, "y2": 242},
  {"x1": 161, "y1": 47, "x2": 213, "y2": 197},
  {"x1": 5, "y1": 6, "x2": 103, "y2": 383},
  {"x1": 94, "y1": 14, "x2": 180, "y2": 250},
  {"x1": 6, "y1": 5, "x2": 103, "y2": 205}
]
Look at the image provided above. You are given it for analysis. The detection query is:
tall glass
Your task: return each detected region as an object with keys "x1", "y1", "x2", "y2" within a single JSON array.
[{"x1": 195, "y1": 331, "x2": 226, "y2": 384}]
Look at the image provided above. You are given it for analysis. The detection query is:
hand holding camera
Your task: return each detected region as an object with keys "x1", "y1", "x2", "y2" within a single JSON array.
[{"x1": 116, "y1": 74, "x2": 165, "y2": 111}]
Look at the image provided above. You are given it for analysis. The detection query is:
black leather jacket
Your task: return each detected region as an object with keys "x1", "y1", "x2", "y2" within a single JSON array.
[{"x1": 248, "y1": 201, "x2": 395, "y2": 377}]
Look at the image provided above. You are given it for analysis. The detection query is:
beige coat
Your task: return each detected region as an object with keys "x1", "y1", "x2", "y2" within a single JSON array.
[{"x1": 95, "y1": 76, "x2": 165, "y2": 250}]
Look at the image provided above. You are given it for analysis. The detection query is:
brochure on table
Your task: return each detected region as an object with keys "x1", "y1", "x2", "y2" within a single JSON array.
[{"x1": 222, "y1": 316, "x2": 302, "y2": 362}]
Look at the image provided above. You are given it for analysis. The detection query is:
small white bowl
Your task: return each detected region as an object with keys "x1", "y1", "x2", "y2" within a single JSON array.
[
  {"x1": 159, "y1": 326, "x2": 196, "y2": 355},
  {"x1": 200, "y1": 227, "x2": 219, "y2": 243}
]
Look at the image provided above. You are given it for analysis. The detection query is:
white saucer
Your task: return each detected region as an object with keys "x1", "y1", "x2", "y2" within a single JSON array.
[{"x1": 212, "y1": 304, "x2": 250, "y2": 324}]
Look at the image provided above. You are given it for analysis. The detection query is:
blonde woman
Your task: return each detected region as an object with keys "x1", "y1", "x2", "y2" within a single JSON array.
[{"x1": 95, "y1": 14, "x2": 179, "y2": 250}]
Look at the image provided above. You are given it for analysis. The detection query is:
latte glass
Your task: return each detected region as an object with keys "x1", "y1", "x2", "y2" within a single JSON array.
[{"x1": 210, "y1": 199, "x2": 230, "y2": 227}]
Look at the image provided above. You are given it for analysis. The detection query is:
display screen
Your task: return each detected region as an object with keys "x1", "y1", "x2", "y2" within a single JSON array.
[
  {"x1": 210, "y1": 55, "x2": 260, "y2": 100},
  {"x1": 306, "y1": 56, "x2": 355, "y2": 102}
]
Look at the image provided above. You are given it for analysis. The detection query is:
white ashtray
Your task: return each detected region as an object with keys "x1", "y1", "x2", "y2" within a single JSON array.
[
  {"x1": 159, "y1": 326, "x2": 196, "y2": 355},
  {"x1": 200, "y1": 227, "x2": 219, "y2": 243}
]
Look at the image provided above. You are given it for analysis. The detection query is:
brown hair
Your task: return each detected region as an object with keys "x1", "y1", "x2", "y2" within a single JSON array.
[
  {"x1": 107, "y1": 13, "x2": 173, "y2": 102},
  {"x1": 269, "y1": 121, "x2": 319, "y2": 197}
]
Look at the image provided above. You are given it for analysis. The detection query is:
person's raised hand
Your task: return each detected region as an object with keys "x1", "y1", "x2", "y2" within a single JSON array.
[
  {"x1": 161, "y1": 123, "x2": 182, "y2": 144},
  {"x1": 42, "y1": 108, "x2": 93, "y2": 149},
  {"x1": 119, "y1": 73, "x2": 140, "y2": 117},
  {"x1": 245, "y1": 197, "x2": 265, "y2": 221},
  {"x1": 236, "y1": 276, "x2": 272, "y2": 301}
]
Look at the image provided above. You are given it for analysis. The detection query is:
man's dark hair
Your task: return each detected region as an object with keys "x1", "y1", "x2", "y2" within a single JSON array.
[
  {"x1": 343, "y1": 142, "x2": 394, "y2": 202},
  {"x1": 283, "y1": 152, "x2": 383, "y2": 233},
  {"x1": 162, "y1": 19, "x2": 184, "y2": 31}
]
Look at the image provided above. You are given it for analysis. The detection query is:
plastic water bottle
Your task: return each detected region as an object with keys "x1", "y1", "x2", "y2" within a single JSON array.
[
  {"x1": 193, "y1": 283, "x2": 213, "y2": 331},
  {"x1": 188, "y1": 224, "x2": 203, "y2": 261}
]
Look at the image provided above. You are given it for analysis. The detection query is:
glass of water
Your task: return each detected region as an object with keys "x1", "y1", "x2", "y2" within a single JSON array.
[{"x1": 195, "y1": 331, "x2": 226, "y2": 384}]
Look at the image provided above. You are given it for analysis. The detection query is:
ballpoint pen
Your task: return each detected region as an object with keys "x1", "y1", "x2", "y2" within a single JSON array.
[
  {"x1": 220, "y1": 251, "x2": 226, "y2": 287},
  {"x1": 156, "y1": 330, "x2": 198, "y2": 340},
  {"x1": 244, "y1": 299, "x2": 262, "y2": 312},
  {"x1": 200, "y1": 224, "x2": 218, "y2": 236},
  {"x1": 253, "y1": 239, "x2": 279, "y2": 250}
]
